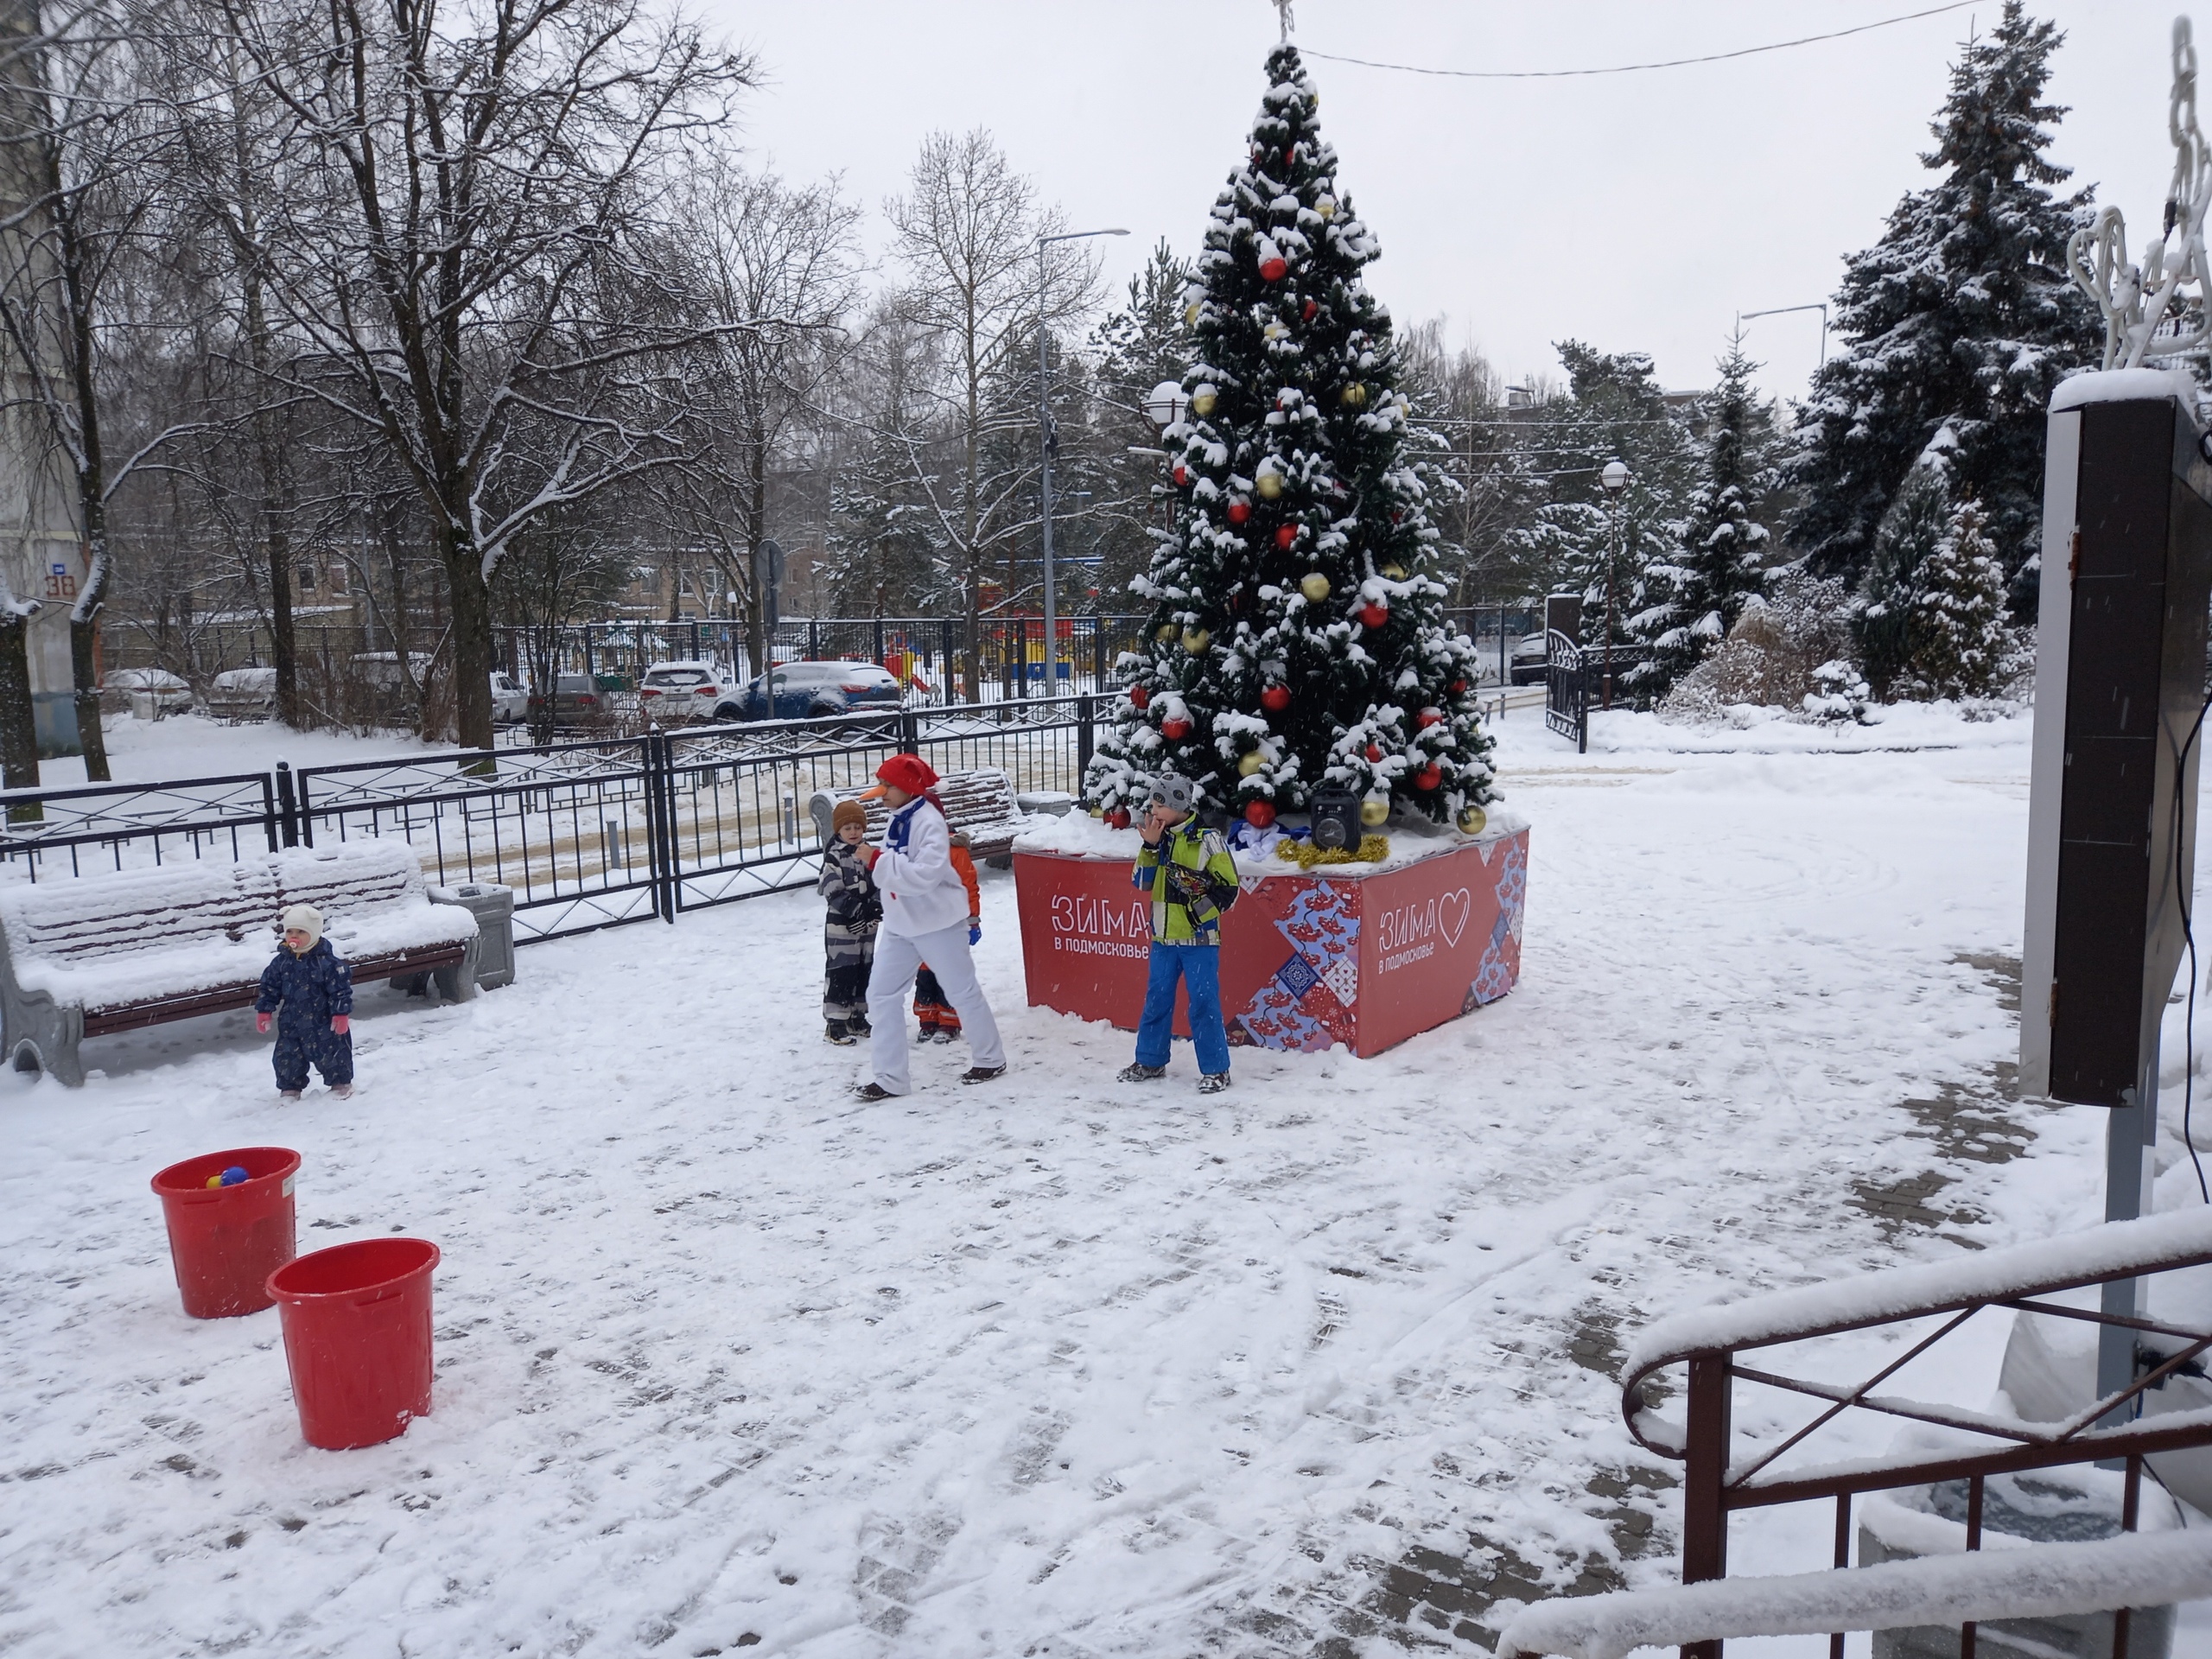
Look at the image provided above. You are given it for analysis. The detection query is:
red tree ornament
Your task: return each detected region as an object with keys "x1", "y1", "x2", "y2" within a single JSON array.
[
  {"x1": 1129, "y1": 685, "x2": 1150, "y2": 710},
  {"x1": 1414, "y1": 764, "x2": 1442, "y2": 791},
  {"x1": 1416, "y1": 707, "x2": 1443, "y2": 728},
  {"x1": 1364, "y1": 743, "x2": 1382, "y2": 763},
  {"x1": 1358, "y1": 601, "x2": 1389, "y2": 628},
  {"x1": 1172, "y1": 464, "x2": 1189, "y2": 487},
  {"x1": 1244, "y1": 799, "x2": 1276, "y2": 829},
  {"x1": 1107, "y1": 807, "x2": 1131, "y2": 830},
  {"x1": 1226, "y1": 499, "x2": 1251, "y2": 524},
  {"x1": 1260, "y1": 683, "x2": 1291, "y2": 712},
  {"x1": 1161, "y1": 715, "x2": 1192, "y2": 741},
  {"x1": 1274, "y1": 524, "x2": 1297, "y2": 550},
  {"x1": 1450, "y1": 678, "x2": 1467, "y2": 696},
  {"x1": 1259, "y1": 255, "x2": 1288, "y2": 282},
  {"x1": 1302, "y1": 299, "x2": 1318, "y2": 321}
]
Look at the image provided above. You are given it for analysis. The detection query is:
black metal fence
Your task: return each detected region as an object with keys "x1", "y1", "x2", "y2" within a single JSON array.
[
  {"x1": 1544, "y1": 631, "x2": 1587, "y2": 753},
  {"x1": 0, "y1": 697, "x2": 1096, "y2": 945}
]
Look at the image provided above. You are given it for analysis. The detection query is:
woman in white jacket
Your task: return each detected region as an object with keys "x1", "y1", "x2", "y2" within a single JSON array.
[{"x1": 856, "y1": 753, "x2": 1007, "y2": 1099}]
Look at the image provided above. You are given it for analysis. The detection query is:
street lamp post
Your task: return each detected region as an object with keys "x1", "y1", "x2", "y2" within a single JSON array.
[
  {"x1": 1738, "y1": 302, "x2": 1830, "y2": 367},
  {"x1": 1600, "y1": 458, "x2": 1630, "y2": 712},
  {"x1": 1039, "y1": 226, "x2": 1128, "y2": 695}
]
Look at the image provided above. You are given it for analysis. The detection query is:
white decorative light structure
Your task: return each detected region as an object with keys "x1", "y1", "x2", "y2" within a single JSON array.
[
  {"x1": 1142, "y1": 380, "x2": 1188, "y2": 429},
  {"x1": 2069, "y1": 17, "x2": 2212, "y2": 370}
]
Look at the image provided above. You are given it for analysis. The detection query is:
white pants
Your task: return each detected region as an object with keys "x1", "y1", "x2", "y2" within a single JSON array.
[{"x1": 867, "y1": 924, "x2": 1006, "y2": 1093}]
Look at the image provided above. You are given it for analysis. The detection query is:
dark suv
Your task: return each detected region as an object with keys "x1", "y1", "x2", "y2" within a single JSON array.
[{"x1": 718, "y1": 661, "x2": 903, "y2": 721}]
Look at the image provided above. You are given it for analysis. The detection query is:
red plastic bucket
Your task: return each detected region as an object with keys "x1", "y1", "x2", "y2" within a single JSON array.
[
  {"x1": 267, "y1": 1238, "x2": 441, "y2": 1450},
  {"x1": 149, "y1": 1146, "x2": 301, "y2": 1319}
]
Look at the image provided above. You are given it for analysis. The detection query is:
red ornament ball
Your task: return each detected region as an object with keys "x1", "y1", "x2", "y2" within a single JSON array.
[
  {"x1": 1365, "y1": 744, "x2": 1382, "y2": 764},
  {"x1": 1416, "y1": 707, "x2": 1443, "y2": 728},
  {"x1": 1260, "y1": 683, "x2": 1292, "y2": 712},
  {"x1": 1244, "y1": 799, "x2": 1276, "y2": 830},
  {"x1": 1172, "y1": 464, "x2": 1189, "y2": 487},
  {"x1": 1302, "y1": 299, "x2": 1318, "y2": 321},
  {"x1": 1259, "y1": 256, "x2": 1288, "y2": 282},
  {"x1": 1160, "y1": 715, "x2": 1192, "y2": 741},
  {"x1": 1274, "y1": 524, "x2": 1298, "y2": 550},
  {"x1": 1128, "y1": 684, "x2": 1149, "y2": 710},
  {"x1": 1226, "y1": 499, "x2": 1251, "y2": 524},
  {"x1": 1358, "y1": 601, "x2": 1389, "y2": 628},
  {"x1": 1107, "y1": 807, "x2": 1130, "y2": 830},
  {"x1": 1283, "y1": 146, "x2": 1296, "y2": 165},
  {"x1": 1414, "y1": 765, "x2": 1443, "y2": 791},
  {"x1": 1450, "y1": 678, "x2": 1467, "y2": 696}
]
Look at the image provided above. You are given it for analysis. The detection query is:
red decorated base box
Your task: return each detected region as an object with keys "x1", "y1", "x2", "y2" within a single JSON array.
[{"x1": 1013, "y1": 817, "x2": 1528, "y2": 1058}]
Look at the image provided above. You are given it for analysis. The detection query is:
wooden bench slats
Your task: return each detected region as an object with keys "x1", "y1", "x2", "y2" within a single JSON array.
[
  {"x1": 807, "y1": 767, "x2": 1027, "y2": 861},
  {"x1": 79, "y1": 941, "x2": 471, "y2": 1036}
]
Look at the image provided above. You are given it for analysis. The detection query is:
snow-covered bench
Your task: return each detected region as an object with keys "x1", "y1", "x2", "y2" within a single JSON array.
[
  {"x1": 0, "y1": 842, "x2": 481, "y2": 1086},
  {"x1": 806, "y1": 766, "x2": 1028, "y2": 865}
]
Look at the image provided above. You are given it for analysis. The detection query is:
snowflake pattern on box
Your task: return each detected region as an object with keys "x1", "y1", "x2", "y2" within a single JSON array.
[
  {"x1": 1233, "y1": 880, "x2": 1362, "y2": 1053},
  {"x1": 1467, "y1": 838, "x2": 1529, "y2": 1008}
]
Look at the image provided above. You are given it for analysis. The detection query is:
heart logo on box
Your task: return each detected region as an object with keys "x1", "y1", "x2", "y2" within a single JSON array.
[{"x1": 1439, "y1": 887, "x2": 1471, "y2": 949}]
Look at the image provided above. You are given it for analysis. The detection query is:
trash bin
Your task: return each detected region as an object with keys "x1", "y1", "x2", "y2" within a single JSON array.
[
  {"x1": 149, "y1": 1146, "x2": 301, "y2": 1319},
  {"x1": 266, "y1": 1237, "x2": 441, "y2": 1450},
  {"x1": 429, "y1": 882, "x2": 516, "y2": 989}
]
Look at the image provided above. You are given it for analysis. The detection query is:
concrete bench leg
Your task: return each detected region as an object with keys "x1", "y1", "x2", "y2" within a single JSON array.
[
  {"x1": 4, "y1": 993, "x2": 85, "y2": 1086},
  {"x1": 432, "y1": 937, "x2": 481, "y2": 1004}
]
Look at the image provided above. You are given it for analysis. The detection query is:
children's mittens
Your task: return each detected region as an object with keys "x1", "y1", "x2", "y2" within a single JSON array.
[
  {"x1": 332, "y1": 1014, "x2": 350, "y2": 1035},
  {"x1": 969, "y1": 924, "x2": 982, "y2": 945},
  {"x1": 256, "y1": 1012, "x2": 271, "y2": 1035}
]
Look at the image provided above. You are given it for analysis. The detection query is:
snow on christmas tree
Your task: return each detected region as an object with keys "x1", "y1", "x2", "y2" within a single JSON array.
[
  {"x1": 1906, "y1": 493, "x2": 2010, "y2": 698},
  {"x1": 1084, "y1": 41, "x2": 1493, "y2": 832},
  {"x1": 1785, "y1": 0, "x2": 2094, "y2": 606},
  {"x1": 1629, "y1": 335, "x2": 1772, "y2": 700}
]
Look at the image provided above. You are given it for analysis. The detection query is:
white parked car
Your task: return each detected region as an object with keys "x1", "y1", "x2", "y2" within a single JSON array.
[
  {"x1": 206, "y1": 666, "x2": 279, "y2": 722},
  {"x1": 490, "y1": 670, "x2": 528, "y2": 723},
  {"x1": 100, "y1": 667, "x2": 194, "y2": 715},
  {"x1": 638, "y1": 659, "x2": 730, "y2": 722}
]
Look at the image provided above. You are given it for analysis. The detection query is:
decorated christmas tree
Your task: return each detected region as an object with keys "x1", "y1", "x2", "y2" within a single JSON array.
[{"x1": 1084, "y1": 41, "x2": 1494, "y2": 834}]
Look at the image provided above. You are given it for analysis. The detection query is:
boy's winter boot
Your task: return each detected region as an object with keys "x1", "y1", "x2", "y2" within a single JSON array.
[
  {"x1": 824, "y1": 1020, "x2": 856, "y2": 1046},
  {"x1": 1196, "y1": 1071, "x2": 1231, "y2": 1096},
  {"x1": 1116, "y1": 1062, "x2": 1166, "y2": 1084},
  {"x1": 278, "y1": 1089, "x2": 303, "y2": 1103},
  {"x1": 330, "y1": 1084, "x2": 354, "y2": 1099}
]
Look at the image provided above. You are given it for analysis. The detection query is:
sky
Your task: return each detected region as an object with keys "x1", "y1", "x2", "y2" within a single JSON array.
[{"x1": 692, "y1": 1, "x2": 2184, "y2": 407}]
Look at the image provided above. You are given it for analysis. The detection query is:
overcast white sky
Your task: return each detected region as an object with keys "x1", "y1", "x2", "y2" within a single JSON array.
[{"x1": 692, "y1": 2, "x2": 2184, "y2": 404}]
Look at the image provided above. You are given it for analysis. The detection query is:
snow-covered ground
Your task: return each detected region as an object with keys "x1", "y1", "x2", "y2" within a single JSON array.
[{"x1": 1, "y1": 701, "x2": 2199, "y2": 1656}]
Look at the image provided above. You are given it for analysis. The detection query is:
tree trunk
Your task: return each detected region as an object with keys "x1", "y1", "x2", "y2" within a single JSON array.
[
  {"x1": 0, "y1": 612, "x2": 40, "y2": 819},
  {"x1": 442, "y1": 534, "x2": 495, "y2": 758},
  {"x1": 69, "y1": 609, "x2": 105, "y2": 779}
]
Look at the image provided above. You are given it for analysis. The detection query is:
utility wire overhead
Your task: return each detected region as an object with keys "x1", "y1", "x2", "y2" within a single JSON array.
[{"x1": 1304, "y1": 1, "x2": 1980, "y2": 81}]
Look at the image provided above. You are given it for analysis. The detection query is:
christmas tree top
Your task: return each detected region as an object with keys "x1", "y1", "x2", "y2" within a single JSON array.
[{"x1": 1085, "y1": 40, "x2": 1495, "y2": 833}]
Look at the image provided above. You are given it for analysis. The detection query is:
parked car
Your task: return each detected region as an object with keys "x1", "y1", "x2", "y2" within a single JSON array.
[
  {"x1": 205, "y1": 666, "x2": 278, "y2": 722},
  {"x1": 100, "y1": 667, "x2": 194, "y2": 715},
  {"x1": 637, "y1": 659, "x2": 728, "y2": 722},
  {"x1": 1509, "y1": 632, "x2": 1551, "y2": 685},
  {"x1": 720, "y1": 660, "x2": 902, "y2": 722},
  {"x1": 527, "y1": 671, "x2": 606, "y2": 722},
  {"x1": 490, "y1": 671, "x2": 528, "y2": 723}
]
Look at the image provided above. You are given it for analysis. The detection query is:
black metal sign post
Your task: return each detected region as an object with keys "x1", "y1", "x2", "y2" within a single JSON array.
[{"x1": 2024, "y1": 387, "x2": 2212, "y2": 1428}]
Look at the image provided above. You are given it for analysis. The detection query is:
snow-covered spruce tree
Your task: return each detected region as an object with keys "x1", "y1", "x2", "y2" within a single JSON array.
[
  {"x1": 1851, "y1": 454, "x2": 1953, "y2": 697},
  {"x1": 1084, "y1": 43, "x2": 1493, "y2": 830},
  {"x1": 1906, "y1": 494, "x2": 2010, "y2": 698},
  {"x1": 1628, "y1": 337, "x2": 1772, "y2": 700},
  {"x1": 1785, "y1": 0, "x2": 2094, "y2": 606}
]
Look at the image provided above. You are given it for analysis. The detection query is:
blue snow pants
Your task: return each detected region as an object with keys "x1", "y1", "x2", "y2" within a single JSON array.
[
  {"x1": 274, "y1": 1015, "x2": 353, "y2": 1090},
  {"x1": 1135, "y1": 942, "x2": 1230, "y2": 1077}
]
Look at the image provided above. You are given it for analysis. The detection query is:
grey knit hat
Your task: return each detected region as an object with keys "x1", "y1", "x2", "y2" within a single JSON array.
[{"x1": 1146, "y1": 773, "x2": 1197, "y2": 815}]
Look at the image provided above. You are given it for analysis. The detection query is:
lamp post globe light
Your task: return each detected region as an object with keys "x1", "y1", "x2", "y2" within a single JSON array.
[
  {"x1": 1599, "y1": 460, "x2": 1630, "y2": 712},
  {"x1": 1038, "y1": 226, "x2": 1129, "y2": 693},
  {"x1": 1142, "y1": 380, "x2": 1188, "y2": 429}
]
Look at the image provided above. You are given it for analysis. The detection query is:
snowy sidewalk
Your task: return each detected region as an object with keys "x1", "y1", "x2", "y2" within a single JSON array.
[{"x1": 0, "y1": 709, "x2": 2164, "y2": 1656}]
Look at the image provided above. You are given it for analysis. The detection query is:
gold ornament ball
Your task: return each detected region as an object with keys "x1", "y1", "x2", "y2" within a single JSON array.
[
  {"x1": 1255, "y1": 470, "x2": 1284, "y2": 501},
  {"x1": 1090, "y1": 804, "x2": 1106, "y2": 819},
  {"x1": 1456, "y1": 804, "x2": 1487, "y2": 836},
  {"x1": 1181, "y1": 626, "x2": 1211, "y2": 654},
  {"x1": 1300, "y1": 572, "x2": 1331, "y2": 603},
  {"x1": 1315, "y1": 194, "x2": 1337, "y2": 219},
  {"x1": 1191, "y1": 390, "x2": 1217, "y2": 417},
  {"x1": 1155, "y1": 622, "x2": 1177, "y2": 643},
  {"x1": 1263, "y1": 321, "x2": 1287, "y2": 341},
  {"x1": 1380, "y1": 561, "x2": 1406, "y2": 581},
  {"x1": 1184, "y1": 302, "x2": 1202, "y2": 326},
  {"x1": 1237, "y1": 750, "x2": 1268, "y2": 778},
  {"x1": 1341, "y1": 383, "x2": 1369, "y2": 409},
  {"x1": 1359, "y1": 798, "x2": 1390, "y2": 828}
]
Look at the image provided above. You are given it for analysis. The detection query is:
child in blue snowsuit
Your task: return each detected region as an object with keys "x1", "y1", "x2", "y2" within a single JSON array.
[{"x1": 257, "y1": 902, "x2": 354, "y2": 1100}]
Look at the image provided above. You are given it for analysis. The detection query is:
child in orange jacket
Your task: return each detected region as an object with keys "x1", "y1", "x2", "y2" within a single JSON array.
[{"x1": 914, "y1": 831, "x2": 982, "y2": 1044}]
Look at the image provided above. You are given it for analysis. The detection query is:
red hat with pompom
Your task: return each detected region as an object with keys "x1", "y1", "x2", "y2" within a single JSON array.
[{"x1": 874, "y1": 753, "x2": 939, "y2": 796}]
